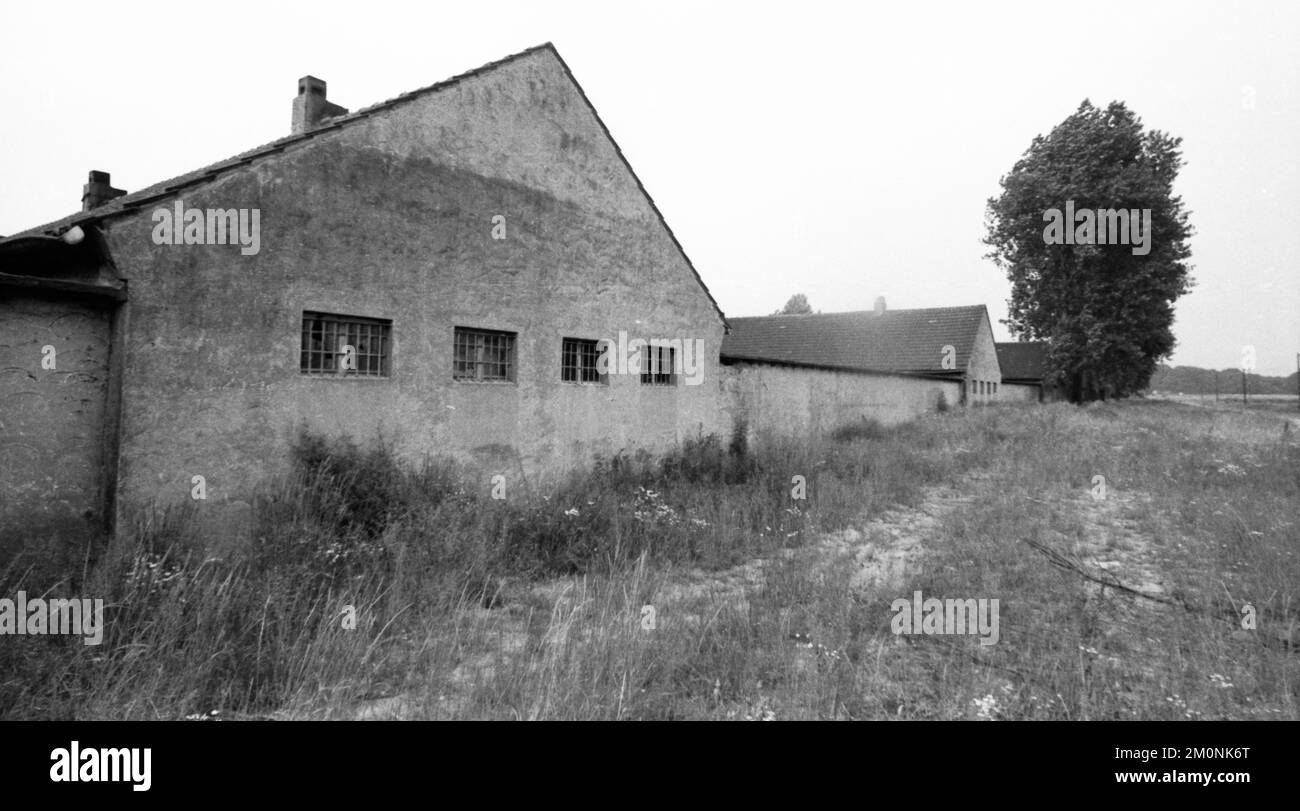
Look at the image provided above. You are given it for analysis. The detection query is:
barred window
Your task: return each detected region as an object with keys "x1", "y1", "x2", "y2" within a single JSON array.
[
  {"x1": 301, "y1": 312, "x2": 390, "y2": 376},
  {"x1": 562, "y1": 337, "x2": 606, "y2": 383},
  {"x1": 454, "y1": 327, "x2": 516, "y2": 382},
  {"x1": 640, "y1": 344, "x2": 677, "y2": 386}
]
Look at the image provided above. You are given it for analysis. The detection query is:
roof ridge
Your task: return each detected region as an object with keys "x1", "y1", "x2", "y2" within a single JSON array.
[{"x1": 731, "y1": 304, "x2": 987, "y2": 320}]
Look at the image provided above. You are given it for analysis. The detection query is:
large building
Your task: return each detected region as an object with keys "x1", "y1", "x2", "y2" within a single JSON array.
[{"x1": 0, "y1": 44, "x2": 728, "y2": 557}]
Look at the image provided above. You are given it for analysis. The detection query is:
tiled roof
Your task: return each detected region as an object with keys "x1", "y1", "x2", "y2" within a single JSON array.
[
  {"x1": 720, "y1": 305, "x2": 989, "y2": 375},
  {"x1": 3, "y1": 43, "x2": 726, "y2": 324},
  {"x1": 995, "y1": 341, "x2": 1047, "y2": 381}
]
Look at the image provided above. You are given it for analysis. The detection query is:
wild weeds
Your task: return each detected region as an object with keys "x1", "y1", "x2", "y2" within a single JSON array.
[{"x1": 8, "y1": 402, "x2": 1286, "y2": 720}]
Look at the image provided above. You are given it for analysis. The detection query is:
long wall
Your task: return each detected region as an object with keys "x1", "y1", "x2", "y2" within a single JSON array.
[
  {"x1": 719, "y1": 361, "x2": 960, "y2": 441},
  {"x1": 1000, "y1": 382, "x2": 1041, "y2": 403}
]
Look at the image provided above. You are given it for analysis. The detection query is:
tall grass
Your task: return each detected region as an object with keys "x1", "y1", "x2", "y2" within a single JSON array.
[
  {"x1": 6, "y1": 401, "x2": 1291, "y2": 720},
  {"x1": 853, "y1": 402, "x2": 1300, "y2": 720},
  {"x1": 1, "y1": 414, "x2": 971, "y2": 719}
]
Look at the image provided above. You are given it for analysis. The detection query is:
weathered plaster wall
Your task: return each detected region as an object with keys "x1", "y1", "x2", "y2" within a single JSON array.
[
  {"x1": 99, "y1": 48, "x2": 725, "y2": 529},
  {"x1": 719, "y1": 362, "x2": 959, "y2": 441},
  {"x1": 0, "y1": 293, "x2": 112, "y2": 556},
  {"x1": 964, "y1": 310, "x2": 1002, "y2": 404},
  {"x1": 1000, "y1": 382, "x2": 1041, "y2": 403}
]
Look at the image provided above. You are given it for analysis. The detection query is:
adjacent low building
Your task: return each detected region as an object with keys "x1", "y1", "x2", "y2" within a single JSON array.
[
  {"x1": 995, "y1": 342, "x2": 1059, "y2": 402},
  {"x1": 719, "y1": 302, "x2": 1002, "y2": 437}
]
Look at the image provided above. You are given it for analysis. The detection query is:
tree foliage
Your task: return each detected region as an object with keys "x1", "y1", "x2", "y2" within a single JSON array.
[
  {"x1": 985, "y1": 100, "x2": 1194, "y2": 402},
  {"x1": 775, "y1": 293, "x2": 813, "y2": 315}
]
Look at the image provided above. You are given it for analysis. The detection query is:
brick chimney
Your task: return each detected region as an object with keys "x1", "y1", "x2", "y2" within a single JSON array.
[
  {"x1": 874, "y1": 296, "x2": 887, "y2": 316},
  {"x1": 292, "y1": 76, "x2": 349, "y2": 135},
  {"x1": 82, "y1": 170, "x2": 126, "y2": 211}
]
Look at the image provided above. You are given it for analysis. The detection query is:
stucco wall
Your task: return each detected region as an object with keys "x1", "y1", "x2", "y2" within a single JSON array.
[
  {"x1": 0, "y1": 293, "x2": 113, "y2": 556},
  {"x1": 719, "y1": 362, "x2": 959, "y2": 441},
  {"x1": 1000, "y1": 382, "x2": 1041, "y2": 403},
  {"x1": 97, "y1": 48, "x2": 725, "y2": 527},
  {"x1": 964, "y1": 310, "x2": 1002, "y2": 404}
]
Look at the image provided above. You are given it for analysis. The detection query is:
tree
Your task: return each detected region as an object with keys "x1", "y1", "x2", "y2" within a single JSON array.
[
  {"x1": 984, "y1": 100, "x2": 1194, "y2": 402},
  {"x1": 774, "y1": 293, "x2": 813, "y2": 315}
]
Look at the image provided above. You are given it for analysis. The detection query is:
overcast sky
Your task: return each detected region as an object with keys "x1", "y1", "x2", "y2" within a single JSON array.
[{"x1": 2, "y1": 0, "x2": 1296, "y2": 375}]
